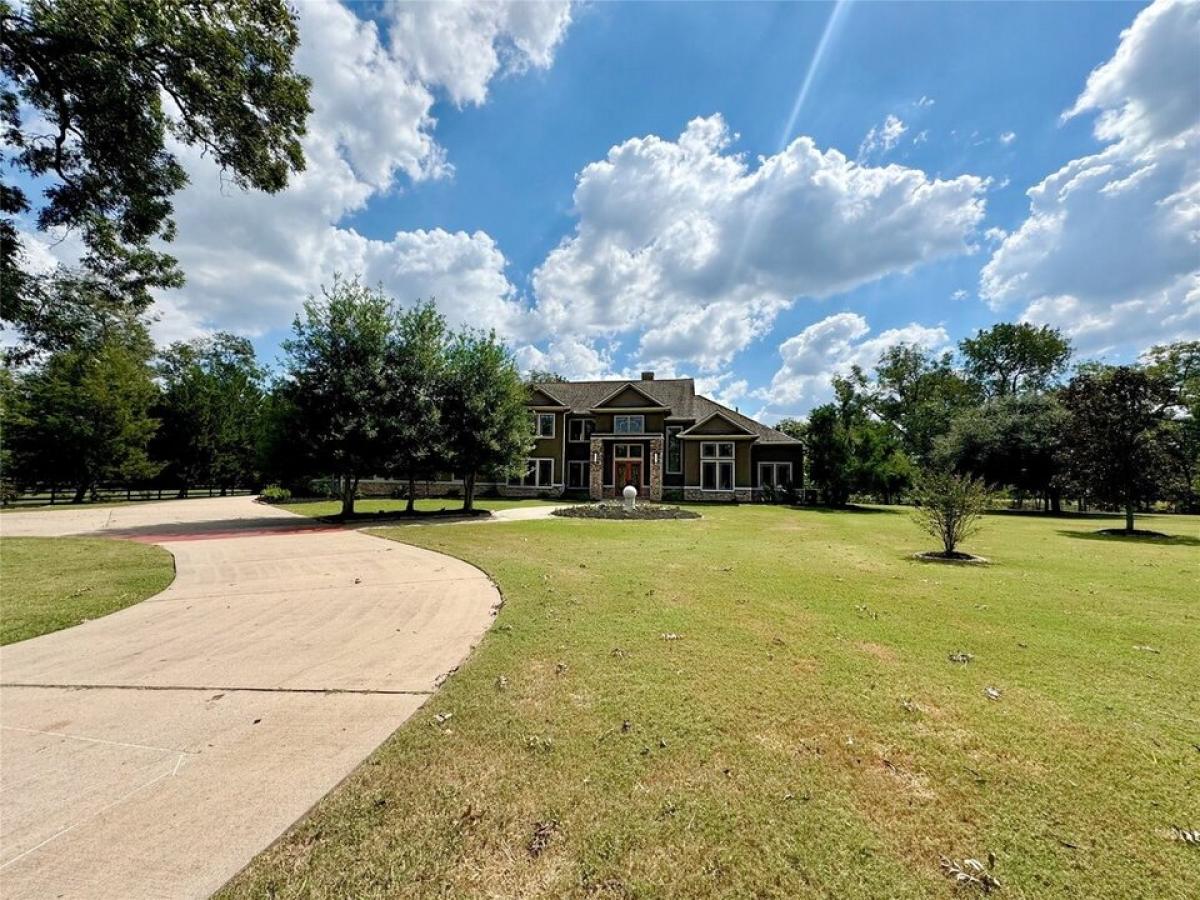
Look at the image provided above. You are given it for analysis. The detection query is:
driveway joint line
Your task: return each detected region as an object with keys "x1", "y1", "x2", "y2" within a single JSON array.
[{"x1": 1, "y1": 682, "x2": 435, "y2": 696}]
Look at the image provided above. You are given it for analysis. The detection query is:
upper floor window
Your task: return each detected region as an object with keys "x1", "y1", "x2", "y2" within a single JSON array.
[
  {"x1": 700, "y1": 441, "x2": 734, "y2": 459},
  {"x1": 532, "y1": 412, "x2": 555, "y2": 439},
  {"x1": 614, "y1": 414, "x2": 644, "y2": 434},
  {"x1": 568, "y1": 418, "x2": 595, "y2": 443}
]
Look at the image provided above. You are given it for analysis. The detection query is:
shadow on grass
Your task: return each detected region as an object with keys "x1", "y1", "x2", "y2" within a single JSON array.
[
  {"x1": 793, "y1": 504, "x2": 901, "y2": 515},
  {"x1": 1057, "y1": 529, "x2": 1200, "y2": 547},
  {"x1": 317, "y1": 508, "x2": 492, "y2": 525}
]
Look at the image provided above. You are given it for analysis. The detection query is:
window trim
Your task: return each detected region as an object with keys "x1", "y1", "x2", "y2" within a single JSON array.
[
  {"x1": 567, "y1": 459, "x2": 590, "y2": 488},
  {"x1": 758, "y1": 461, "x2": 793, "y2": 488},
  {"x1": 508, "y1": 456, "x2": 555, "y2": 488},
  {"x1": 613, "y1": 414, "x2": 645, "y2": 434},
  {"x1": 700, "y1": 441, "x2": 735, "y2": 491},
  {"x1": 534, "y1": 412, "x2": 555, "y2": 439},
  {"x1": 665, "y1": 425, "x2": 683, "y2": 474},
  {"x1": 568, "y1": 417, "x2": 595, "y2": 443}
]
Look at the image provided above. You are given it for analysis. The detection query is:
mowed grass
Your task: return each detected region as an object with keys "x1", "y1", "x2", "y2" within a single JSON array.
[
  {"x1": 281, "y1": 497, "x2": 568, "y2": 518},
  {"x1": 221, "y1": 507, "x2": 1200, "y2": 899},
  {"x1": 0, "y1": 537, "x2": 175, "y2": 644}
]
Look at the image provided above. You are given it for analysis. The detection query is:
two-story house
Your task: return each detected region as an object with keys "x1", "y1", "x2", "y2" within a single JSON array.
[{"x1": 510, "y1": 372, "x2": 803, "y2": 502}]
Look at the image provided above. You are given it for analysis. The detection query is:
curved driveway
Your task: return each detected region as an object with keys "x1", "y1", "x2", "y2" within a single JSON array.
[{"x1": 0, "y1": 496, "x2": 500, "y2": 898}]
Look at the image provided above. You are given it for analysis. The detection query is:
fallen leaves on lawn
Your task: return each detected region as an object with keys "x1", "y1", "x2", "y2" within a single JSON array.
[
  {"x1": 939, "y1": 854, "x2": 1001, "y2": 892},
  {"x1": 555, "y1": 662, "x2": 568, "y2": 675},
  {"x1": 495, "y1": 675, "x2": 509, "y2": 690},
  {"x1": 528, "y1": 819, "x2": 558, "y2": 858},
  {"x1": 433, "y1": 712, "x2": 453, "y2": 726},
  {"x1": 949, "y1": 651, "x2": 975, "y2": 664},
  {"x1": 524, "y1": 735, "x2": 554, "y2": 753},
  {"x1": 984, "y1": 687, "x2": 1002, "y2": 701},
  {"x1": 660, "y1": 632, "x2": 683, "y2": 641},
  {"x1": 1133, "y1": 644, "x2": 1161, "y2": 654}
]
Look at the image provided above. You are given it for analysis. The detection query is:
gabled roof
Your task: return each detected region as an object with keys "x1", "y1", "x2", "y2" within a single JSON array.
[
  {"x1": 528, "y1": 377, "x2": 800, "y2": 445},
  {"x1": 677, "y1": 410, "x2": 756, "y2": 437},
  {"x1": 590, "y1": 381, "x2": 669, "y2": 411},
  {"x1": 527, "y1": 384, "x2": 569, "y2": 408}
]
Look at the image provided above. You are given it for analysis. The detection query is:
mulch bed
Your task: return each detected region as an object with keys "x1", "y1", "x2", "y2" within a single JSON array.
[
  {"x1": 912, "y1": 550, "x2": 989, "y2": 565},
  {"x1": 553, "y1": 502, "x2": 701, "y2": 521}
]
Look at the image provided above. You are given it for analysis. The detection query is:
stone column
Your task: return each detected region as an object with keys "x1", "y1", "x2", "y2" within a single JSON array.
[
  {"x1": 648, "y1": 436, "x2": 664, "y2": 501},
  {"x1": 588, "y1": 437, "x2": 604, "y2": 500}
]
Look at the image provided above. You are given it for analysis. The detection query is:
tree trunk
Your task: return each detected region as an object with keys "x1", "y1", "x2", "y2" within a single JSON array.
[
  {"x1": 1125, "y1": 498, "x2": 1135, "y2": 533},
  {"x1": 177, "y1": 484, "x2": 189, "y2": 499},
  {"x1": 340, "y1": 473, "x2": 356, "y2": 518},
  {"x1": 1050, "y1": 490, "x2": 1062, "y2": 515},
  {"x1": 406, "y1": 474, "x2": 416, "y2": 514},
  {"x1": 463, "y1": 471, "x2": 476, "y2": 513},
  {"x1": 72, "y1": 482, "x2": 89, "y2": 504}
]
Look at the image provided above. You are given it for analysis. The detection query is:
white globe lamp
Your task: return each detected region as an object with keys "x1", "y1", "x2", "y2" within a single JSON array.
[{"x1": 622, "y1": 484, "x2": 638, "y2": 510}]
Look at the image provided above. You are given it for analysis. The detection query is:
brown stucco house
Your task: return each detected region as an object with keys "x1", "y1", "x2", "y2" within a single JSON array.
[{"x1": 511, "y1": 372, "x2": 803, "y2": 502}]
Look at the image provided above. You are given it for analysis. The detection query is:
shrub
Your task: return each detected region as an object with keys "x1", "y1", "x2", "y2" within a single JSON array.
[
  {"x1": 260, "y1": 484, "x2": 292, "y2": 503},
  {"x1": 911, "y1": 471, "x2": 990, "y2": 557}
]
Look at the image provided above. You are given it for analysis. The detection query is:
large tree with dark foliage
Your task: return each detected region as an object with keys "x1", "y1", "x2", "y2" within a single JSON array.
[
  {"x1": 938, "y1": 393, "x2": 1069, "y2": 511},
  {"x1": 1063, "y1": 366, "x2": 1174, "y2": 532},
  {"x1": 959, "y1": 323, "x2": 1071, "y2": 398},
  {"x1": 0, "y1": 0, "x2": 311, "y2": 347},
  {"x1": 441, "y1": 329, "x2": 530, "y2": 513},
  {"x1": 7, "y1": 316, "x2": 159, "y2": 501},
  {"x1": 1144, "y1": 341, "x2": 1200, "y2": 512},
  {"x1": 871, "y1": 345, "x2": 979, "y2": 465},
  {"x1": 155, "y1": 332, "x2": 264, "y2": 496},
  {"x1": 383, "y1": 301, "x2": 449, "y2": 513},
  {"x1": 282, "y1": 277, "x2": 392, "y2": 518}
]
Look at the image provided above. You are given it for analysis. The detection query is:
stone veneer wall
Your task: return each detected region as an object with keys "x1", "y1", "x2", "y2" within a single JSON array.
[
  {"x1": 589, "y1": 436, "x2": 604, "y2": 500},
  {"x1": 648, "y1": 436, "x2": 664, "y2": 501},
  {"x1": 683, "y1": 488, "x2": 753, "y2": 503}
]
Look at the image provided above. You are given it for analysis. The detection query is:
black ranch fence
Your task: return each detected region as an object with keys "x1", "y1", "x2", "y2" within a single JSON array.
[{"x1": 5, "y1": 483, "x2": 255, "y2": 508}]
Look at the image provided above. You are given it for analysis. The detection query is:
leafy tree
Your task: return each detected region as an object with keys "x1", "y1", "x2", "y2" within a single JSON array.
[
  {"x1": 155, "y1": 332, "x2": 263, "y2": 496},
  {"x1": 283, "y1": 277, "x2": 392, "y2": 518},
  {"x1": 911, "y1": 470, "x2": 990, "y2": 557},
  {"x1": 805, "y1": 404, "x2": 852, "y2": 506},
  {"x1": 8, "y1": 318, "x2": 159, "y2": 500},
  {"x1": 959, "y1": 323, "x2": 1071, "y2": 397},
  {"x1": 871, "y1": 345, "x2": 979, "y2": 464},
  {"x1": 938, "y1": 393, "x2": 1069, "y2": 511},
  {"x1": 1062, "y1": 366, "x2": 1173, "y2": 532},
  {"x1": 1144, "y1": 341, "x2": 1200, "y2": 512},
  {"x1": 527, "y1": 369, "x2": 567, "y2": 383},
  {"x1": 383, "y1": 302, "x2": 449, "y2": 513},
  {"x1": 1, "y1": 0, "x2": 312, "y2": 345},
  {"x1": 441, "y1": 329, "x2": 530, "y2": 513},
  {"x1": 255, "y1": 383, "x2": 309, "y2": 494}
]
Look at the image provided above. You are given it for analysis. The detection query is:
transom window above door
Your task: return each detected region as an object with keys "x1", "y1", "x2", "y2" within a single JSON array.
[
  {"x1": 614, "y1": 443, "x2": 644, "y2": 459},
  {"x1": 613, "y1": 414, "x2": 644, "y2": 434},
  {"x1": 568, "y1": 418, "x2": 595, "y2": 442}
]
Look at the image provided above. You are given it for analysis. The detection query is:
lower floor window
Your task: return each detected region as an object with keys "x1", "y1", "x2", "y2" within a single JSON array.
[
  {"x1": 510, "y1": 458, "x2": 554, "y2": 487},
  {"x1": 758, "y1": 462, "x2": 793, "y2": 487},
  {"x1": 567, "y1": 460, "x2": 589, "y2": 488},
  {"x1": 701, "y1": 460, "x2": 734, "y2": 491}
]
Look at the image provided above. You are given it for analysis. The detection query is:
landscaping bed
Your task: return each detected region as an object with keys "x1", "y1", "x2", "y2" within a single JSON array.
[{"x1": 552, "y1": 501, "x2": 700, "y2": 521}]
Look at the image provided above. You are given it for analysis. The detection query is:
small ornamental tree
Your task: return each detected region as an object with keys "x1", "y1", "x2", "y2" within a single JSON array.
[{"x1": 912, "y1": 470, "x2": 990, "y2": 558}]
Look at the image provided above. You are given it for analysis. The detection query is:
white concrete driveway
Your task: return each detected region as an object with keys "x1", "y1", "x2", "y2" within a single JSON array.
[{"x1": 0, "y1": 496, "x2": 500, "y2": 898}]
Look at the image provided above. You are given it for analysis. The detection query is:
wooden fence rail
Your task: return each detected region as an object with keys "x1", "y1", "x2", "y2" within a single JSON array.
[{"x1": 4, "y1": 485, "x2": 255, "y2": 508}]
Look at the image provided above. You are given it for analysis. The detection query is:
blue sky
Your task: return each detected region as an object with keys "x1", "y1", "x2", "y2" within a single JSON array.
[{"x1": 20, "y1": 0, "x2": 1197, "y2": 419}]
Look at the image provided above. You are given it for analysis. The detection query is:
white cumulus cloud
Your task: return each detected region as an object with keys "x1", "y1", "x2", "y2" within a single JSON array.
[
  {"x1": 147, "y1": 1, "x2": 574, "y2": 343},
  {"x1": 982, "y1": 0, "x2": 1200, "y2": 355},
  {"x1": 526, "y1": 114, "x2": 985, "y2": 373},
  {"x1": 755, "y1": 312, "x2": 950, "y2": 416}
]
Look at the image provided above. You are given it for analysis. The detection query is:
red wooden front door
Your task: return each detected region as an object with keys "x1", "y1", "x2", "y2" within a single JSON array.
[{"x1": 615, "y1": 460, "x2": 642, "y2": 489}]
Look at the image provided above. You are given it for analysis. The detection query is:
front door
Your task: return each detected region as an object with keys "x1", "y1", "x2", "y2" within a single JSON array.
[{"x1": 615, "y1": 460, "x2": 642, "y2": 490}]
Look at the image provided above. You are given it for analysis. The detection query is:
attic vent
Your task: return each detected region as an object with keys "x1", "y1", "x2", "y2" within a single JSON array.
[{"x1": 640, "y1": 370, "x2": 655, "y2": 381}]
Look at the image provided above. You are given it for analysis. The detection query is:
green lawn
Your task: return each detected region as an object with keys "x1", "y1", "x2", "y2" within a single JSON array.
[
  {"x1": 0, "y1": 537, "x2": 175, "y2": 645},
  {"x1": 221, "y1": 506, "x2": 1199, "y2": 899},
  {"x1": 279, "y1": 496, "x2": 569, "y2": 518}
]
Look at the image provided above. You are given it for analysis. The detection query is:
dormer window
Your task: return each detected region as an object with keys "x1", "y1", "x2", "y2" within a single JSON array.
[{"x1": 613, "y1": 414, "x2": 644, "y2": 434}]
